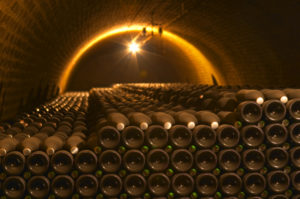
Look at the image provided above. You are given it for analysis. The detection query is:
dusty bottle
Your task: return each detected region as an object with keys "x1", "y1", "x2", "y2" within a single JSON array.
[
  {"x1": 243, "y1": 172, "x2": 266, "y2": 195},
  {"x1": 51, "y1": 175, "x2": 74, "y2": 198},
  {"x1": 122, "y1": 126, "x2": 144, "y2": 149},
  {"x1": 195, "y1": 149, "x2": 217, "y2": 171},
  {"x1": 75, "y1": 149, "x2": 98, "y2": 173},
  {"x1": 241, "y1": 125, "x2": 264, "y2": 147},
  {"x1": 266, "y1": 147, "x2": 288, "y2": 169},
  {"x1": 98, "y1": 150, "x2": 122, "y2": 172},
  {"x1": 127, "y1": 112, "x2": 152, "y2": 130},
  {"x1": 150, "y1": 112, "x2": 175, "y2": 130},
  {"x1": 100, "y1": 174, "x2": 122, "y2": 197},
  {"x1": 265, "y1": 123, "x2": 288, "y2": 145},
  {"x1": 3, "y1": 176, "x2": 26, "y2": 199},
  {"x1": 171, "y1": 149, "x2": 193, "y2": 172},
  {"x1": 194, "y1": 111, "x2": 220, "y2": 129},
  {"x1": 236, "y1": 89, "x2": 264, "y2": 104},
  {"x1": 173, "y1": 111, "x2": 198, "y2": 129},
  {"x1": 27, "y1": 151, "x2": 50, "y2": 175},
  {"x1": 2, "y1": 151, "x2": 25, "y2": 175},
  {"x1": 123, "y1": 150, "x2": 145, "y2": 172},
  {"x1": 219, "y1": 173, "x2": 242, "y2": 195},
  {"x1": 147, "y1": 149, "x2": 169, "y2": 172},
  {"x1": 76, "y1": 174, "x2": 98, "y2": 197},
  {"x1": 124, "y1": 174, "x2": 146, "y2": 196},
  {"x1": 145, "y1": 125, "x2": 168, "y2": 148},
  {"x1": 51, "y1": 150, "x2": 74, "y2": 174},
  {"x1": 237, "y1": 101, "x2": 262, "y2": 124},
  {"x1": 172, "y1": 173, "x2": 194, "y2": 196},
  {"x1": 242, "y1": 149, "x2": 265, "y2": 171},
  {"x1": 218, "y1": 149, "x2": 241, "y2": 171},
  {"x1": 147, "y1": 173, "x2": 170, "y2": 196},
  {"x1": 196, "y1": 173, "x2": 218, "y2": 196},
  {"x1": 97, "y1": 126, "x2": 120, "y2": 149},
  {"x1": 262, "y1": 100, "x2": 286, "y2": 122},
  {"x1": 217, "y1": 124, "x2": 240, "y2": 148},
  {"x1": 193, "y1": 125, "x2": 216, "y2": 148},
  {"x1": 107, "y1": 112, "x2": 130, "y2": 131},
  {"x1": 27, "y1": 176, "x2": 50, "y2": 199},
  {"x1": 267, "y1": 171, "x2": 290, "y2": 193},
  {"x1": 65, "y1": 134, "x2": 85, "y2": 155},
  {"x1": 169, "y1": 125, "x2": 192, "y2": 148}
]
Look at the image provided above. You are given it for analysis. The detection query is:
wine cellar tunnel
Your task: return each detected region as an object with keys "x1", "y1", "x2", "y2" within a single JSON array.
[
  {"x1": 0, "y1": 0, "x2": 300, "y2": 198},
  {"x1": 0, "y1": 0, "x2": 299, "y2": 120}
]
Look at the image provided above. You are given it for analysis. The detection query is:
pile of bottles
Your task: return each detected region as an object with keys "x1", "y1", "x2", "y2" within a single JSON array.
[{"x1": 1, "y1": 83, "x2": 300, "y2": 199}]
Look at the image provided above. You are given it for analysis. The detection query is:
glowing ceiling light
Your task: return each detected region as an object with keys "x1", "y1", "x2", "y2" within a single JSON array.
[
  {"x1": 129, "y1": 42, "x2": 140, "y2": 53},
  {"x1": 59, "y1": 25, "x2": 226, "y2": 92}
]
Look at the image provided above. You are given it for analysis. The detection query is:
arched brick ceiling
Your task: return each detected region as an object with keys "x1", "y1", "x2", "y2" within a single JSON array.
[{"x1": 0, "y1": 0, "x2": 299, "y2": 120}]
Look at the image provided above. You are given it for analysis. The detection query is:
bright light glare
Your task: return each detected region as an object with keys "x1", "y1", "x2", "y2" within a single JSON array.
[{"x1": 129, "y1": 42, "x2": 140, "y2": 53}]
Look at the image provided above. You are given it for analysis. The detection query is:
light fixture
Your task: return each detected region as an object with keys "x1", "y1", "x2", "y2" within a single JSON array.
[{"x1": 128, "y1": 42, "x2": 140, "y2": 54}]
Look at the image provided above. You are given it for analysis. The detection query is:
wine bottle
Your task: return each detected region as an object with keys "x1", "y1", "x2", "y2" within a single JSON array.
[
  {"x1": 195, "y1": 149, "x2": 217, "y2": 171},
  {"x1": 3, "y1": 176, "x2": 26, "y2": 199},
  {"x1": 242, "y1": 149, "x2": 265, "y2": 171},
  {"x1": 65, "y1": 134, "x2": 85, "y2": 155},
  {"x1": 100, "y1": 174, "x2": 122, "y2": 197},
  {"x1": 27, "y1": 176, "x2": 50, "y2": 199},
  {"x1": 196, "y1": 173, "x2": 218, "y2": 196},
  {"x1": 265, "y1": 123, "x2": 288, "y2": 145},
  {"x1": 218, "y1": 149, "x2": 241, "y2": 171},
  {"x1": 44, "y1": 132, "x2": 68, "y2": 155},
  {"x1": 2, "y1": 151, "x2": 25, "y2": 175},
  {"x1": 262, "y1": 100, "x2": 286, "y2": 122},
  {"x1": 76, "y1": 174, "x2": 98, "y2": 197},
  {"x1": 172, "y1": 111, "x2": 198, "y2": 129},
  {"x1": 236, "y1": 89, "x2": 264, "y2": 104},
  {"x1": 98, "y1": 150, "x2": 121, "y2": 172},
  {"x1": 75, "y1": 149, "x2": 97, "y2": 173},
  {"x1": 50, "y1": 150, "x2": 74, "y2": 174},
  {"x1": 290, "y1": 146, "x2": 300, "y2": 168},
  {"x1": 290, "y1": 122, "x2": 300, "y2": 144},
  {"x1": 243, "y1": 172, "x2": 266, "y2": 195},
  {"x1": 171, "y1": 149, "x2": 193, "y2": 172},
  {"x1": 147, "y1": 149, "x2": 169, "y2": 172},
  {"x1": 0, "y1": 137, "x2": 19, "y2": 156},
  {"x1": 286, "y1": 98, "x2": 300, "y2": 121},
  {"x1": 241, "y1": 125, "x2": 264, "y2": 147},
  {"x1": 266, "y1": 147, "x2": 288, "y2": 169},
  {"x1": 261, "y1": 89, "x2": 288, "y2": 103},
  {"x1": 147, "y1": 173, "x2": 170, "y2": 196},
  {"x1": 267, "y1": 171, "x2": 290, "y2": 193},
  {"x1": 217, "y1": 124, "x2": 240, "y2": 148},
  {"x1": 219, "y1": 173, "x2": 242, "y2": 195},
  {"x1": 193, "y1": 125, "x2": 216, "y2": 148},
  {"x1": 194, "y1": 111, "x2": 220, "y2": 129},
  {"x1": 150, "y1": 112, "x2": 175, "y2": 130},
  {"x1": 169, "y1": 125, "x2": 192, "y2": 148},
  {"x1": 121, "y1": 126, "x2": 144, "y2": 149},
  {"x1": 145, "y1": 125, "x2": 168, "y2": 148},
  {"x1": 171, "y1": 173, "x2": 194, "y2": 196},
  {"x1": 127, "y1": 112, "x2": 152, "y2": 130},
  {"x1": 97, "y1": 126, "x2": 120, "y2": 149},
  {"x1": 21, "y1": 132, "x2": 48, "y2": 156},
  {"x1": 237, "y1": 101, "x2": 262, "y2": 124},
  {"x1": 124, "y1": 174, "x2": 146, "y2": 196},
  {"x1": 107, "y1": 112, "x2": 130, "y2": 131},
  {"x1": 123, "y1": 150, "x2": 145, "y2": 172},
  {"x1": 51, "y1": 175, "x2": 74, "y2": 198},
  {"x1": 27, "y1": 151, "x2": 49, "y2": 175}
]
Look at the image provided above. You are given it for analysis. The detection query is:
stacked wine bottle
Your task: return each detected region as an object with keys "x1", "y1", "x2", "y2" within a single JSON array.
[{"x1": 1, "y1": 84, "x2": 300, "y2": 199}]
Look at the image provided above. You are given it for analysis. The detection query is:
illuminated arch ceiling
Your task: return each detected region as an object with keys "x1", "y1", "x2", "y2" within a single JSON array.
[
  {"x1": 59, "y1": 26, "x2": 226, "y2": 92},
  {"x1": 0, "y1": 0, "x2": 299, "y2": 120}
]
